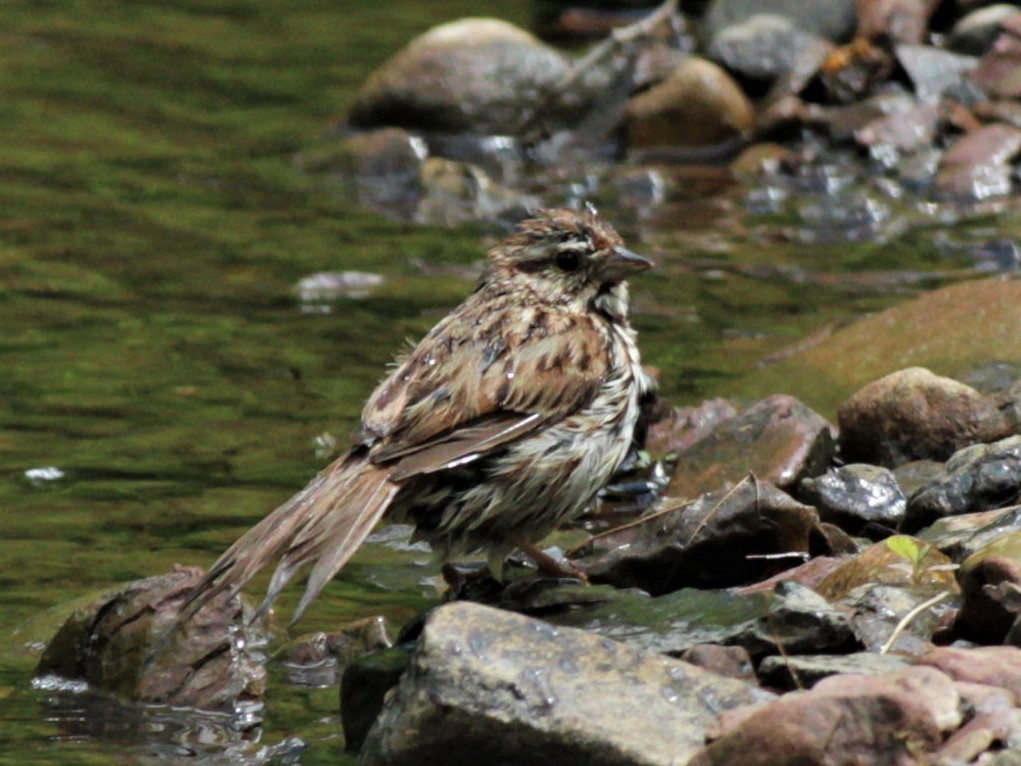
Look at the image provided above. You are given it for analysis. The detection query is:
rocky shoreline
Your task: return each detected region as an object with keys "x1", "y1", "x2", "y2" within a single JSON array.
[
  {"x1": 30, "y1": 2, "x2": 1021, "y2": 763},
  {"x1": 34, "y1": 275, "x2": 1021, "y2": 765}
]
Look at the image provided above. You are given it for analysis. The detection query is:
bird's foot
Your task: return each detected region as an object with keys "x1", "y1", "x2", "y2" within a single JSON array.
[{"x1": 510, "y1": 538, "x2": 589, "y2": 585}]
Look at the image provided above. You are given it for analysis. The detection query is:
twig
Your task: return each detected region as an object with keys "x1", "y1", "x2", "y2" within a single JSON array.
[{"x1": 879, "y1": 591, "x2": 952, "y2": 655}]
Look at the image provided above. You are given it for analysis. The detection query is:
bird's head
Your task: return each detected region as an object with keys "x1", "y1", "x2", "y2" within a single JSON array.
[{"x1": 484, "y1": 207, "x2": 653, "y2": 319}]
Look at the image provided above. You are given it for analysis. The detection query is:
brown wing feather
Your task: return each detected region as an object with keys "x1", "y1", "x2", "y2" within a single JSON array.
[{"x1": 362, "y1": 294, "x2": 609, "y2": 465}]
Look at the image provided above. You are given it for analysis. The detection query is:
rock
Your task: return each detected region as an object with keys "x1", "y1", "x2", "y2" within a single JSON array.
[
  {"x1": 702, "y1": 0, "x2": 856, "y2": 44},
  {"x1": 644, "y1": 397, "x2": 738, "y2": 457},
  {"x1": 818, "y1": 37, "x2": 894, "y2": 103},
  {"x1": 918, "y1": 505, "x2": 1021, "y2": 562},
  {"x1": 664, "y1": 394, "x2": 835, "y2": 498},
  {"x1": 971, "y1": 13, "x2": 1021, "y2": 98},
  {"x1": 896, "y1": 45, "x2": 978, "y2": 102},
  {"x1": 935, "y1": 123, "x2": 1021, "y2": 200},
  {"x1": 285, "y1": 615, "x2": 393, "y2": 687},
  {"x1": 816, "y1": 537, "x2": 958, "y2": 601},
  {"x1": 580, "y1": 479, "x2": 824, "y2": 594},
  {"x1": 955, "y1": 532, "x2": 1021, "y2": 643},
  {"x1": 734, "y1": 555, "x2": 851, "y2": 595},
  {"x1": 919, "y1": 645, "x2": 1021, "y2": 698},
  {"x1": 893, "y1": 460, "x2": 945, "y2": 499},
  {"x1": 838, "y1": 367, "x2": 1011, "y2": 469},
  {"x1": 34, "y1": 566, "x2": 264, "y2": 718},
  {"x1": 359, "y1": 601, "x2": 773, "y2": 766},
  {"x1": 624, "y1": 57, "x2": 755, "y2": 150},
  {"x1": 800, "y1": 464, "x2": 907, "y2": 533},
  {"x1": 690, "y1": 666, "x2": 960, "y2": 766},
  {"x1": 341, "y1": 645, "x2": 414, "y2": 753},
  {"x1": 414, "y1": 157, "x2": 540, "y2": 228},
  {"x1": 806, "y1": 90, "x2": 918, "y2": 141},
  {"x1": 854, "y1": 103, "x2": 940, "y2": 154},
  {"x1": 707, "y1": 14, "x2": 832, "y2": 83},
  {"x1": 857, "y1": 0, "x2": 943, "y2": 45},
  {"x1": 681, "y1": 644, "x2": 757, "y2": 683},
  {"x1": 949, "y1": 5, "x2": 1021, "y2": 56},
  {"x1": 904, "y1": 436, "x2": 1021, "y2": 532},
  {"x1": 938, "y1": 706, "x2": 1021, "y2": 764},
  {"x1": 732, "y1": 582, "x2": 857, "y2": 660},
  {"x1": 841, "y1": 583, "x2": 957, "y2": 655},
  {"x1": 726, "y1": 278, "x2": 1021, "y2": 419},
  {"x1": 758, "y1": 652, "x2": 914, "y2": 690},
  {"x1": 336, "y1": 127, "x2": 428, "y2": 220},
  {"x1": 348, "y1": 18, "x2": 580, "y2": 136},
  {"x1": 549, "y1": 586, "x2": 773, "y2": 657}
]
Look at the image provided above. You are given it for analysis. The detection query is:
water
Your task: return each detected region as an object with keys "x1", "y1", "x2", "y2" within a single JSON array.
[{"x1": 0, "y1": 2, "x2": 1015, "y2": 763}]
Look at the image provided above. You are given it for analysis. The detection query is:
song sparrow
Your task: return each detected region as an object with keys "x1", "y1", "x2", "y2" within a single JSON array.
[{"x1": 188, "y1": 207, "x2": 652, "y2": 623}]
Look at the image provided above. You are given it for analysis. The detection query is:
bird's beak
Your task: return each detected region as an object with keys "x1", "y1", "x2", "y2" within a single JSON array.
[{"x1": 599, "y1": 246, "x2": 654, "y2": 283}]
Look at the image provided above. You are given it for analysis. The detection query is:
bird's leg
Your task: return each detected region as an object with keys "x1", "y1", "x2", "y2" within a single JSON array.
[{"x1": 508, "y1": 536, "x2": 589, "y2": 584}]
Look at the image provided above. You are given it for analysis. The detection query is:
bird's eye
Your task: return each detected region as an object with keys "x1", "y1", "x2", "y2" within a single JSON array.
[{"x1": 555, "y1": 250, "x2": 582, "y2": 272}]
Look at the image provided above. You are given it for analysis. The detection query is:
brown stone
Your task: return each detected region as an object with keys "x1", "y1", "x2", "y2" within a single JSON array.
[
  {"x1": 920, "y1": 646, "x2": 1021, "y2": 698},
  {"x1": 666, "y1": 394, "x2": 835, "y2": 498},
  {"x1": 625, "y1": 57, "x2": 754, "y2": 149},
  {"x1": 838, "y1": 367, "x2": 1011, "y2": 468},
  {"x1": 690, "y1": 667, "x2": 958, "y2": 766}
]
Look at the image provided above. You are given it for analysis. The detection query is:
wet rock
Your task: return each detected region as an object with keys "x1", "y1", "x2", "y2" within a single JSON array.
[
  {"x1": 664, "y1": 394, "x2": 835, "y2": 498},
  {"x1": 681, "y1": 644, "x2": 757, "y2": 683},
  {"x1": 816, "y1": 537, "x2": 959, "y2": 601},
  {"x1": 806, "y1": 90, "x2": 918, "y2": 141},
  {"x1": 580, "y1": 479, "x2": 823, "y2": 594},
  {"x1": 644, "y1": 397, "x2": 738, "y2": 457},
  {"x1": 922, "y1": 504, "x2": 1021, "y2": 563},
  {"x1": 732, "y1": 278, "x2": 1021, "y2": 419},
  {"x1": 624, "y1": 56, "x2": 755, "y2": 150},
  {"x1": 285, "y1": 616, "x2": 393, "y2": 687},
  {"x1": 341, "y1": 645, "x2": 414, "y2": 753},
  {"x1": 935, "y1": 123, "x2": 1021, "y2": 200},
  {"x1": 842, "y1": 582, "x2": 957, "y2": 655},
  {"x1": 854, "y1": 103, "x2": 940, "y2": 155},
  {"x1": 348, "y1": 18, "x2": 580, "y2": 136},
  {"x1": 955, "y1": 532, "x2": 1021, "y2": 643},
  {"x1": 732, "y1": 582, "x2": 857, "y2": 659},
  {"x1": 971, "y1": 13, "x2": 1021, "y2": 99},
  {"x1": 549, "y1": 586, "x2": 772, "y2": 657},
  {"x1": 758, "y1": 651, "x2": 914, "y2": 690},
  {"x1": 735, "y1": 555, "x2": 851, "y2": 595},
  {"x1": 707, "y1": 14, "x2": 832, "y2": 83},
  {"x1": 949, "y1": 5, "x2": 1021, "y2": 56},
  {"x1": 838, "y1": 367, "x2": 1011, "y2": 469},
  {"x1": 919, "y1": 645, "x2": 1021, "y2": 698},
  {"x1": 857, "y1": 0, "x2": 943, "y2": 46},
  {"x1": 360, "y1": 601, "x2": 773, "y2": 766},
  {"x1": 690, "y1": 666, "x2": 959, "y2": 766},
  {"x1": 918, "y1": 505, "x2": 1021, "y2": 562},
  {"x1": 904, "y1": 436, "x2": 1021, "y2": 532},
  {"x1": 339, "y1": 127, "x2": 428, "y2": 216},
  {"x1": 35, "y1": 566, "x2": 264, "y2": 718},
  {"x1": 702, "y1": 0, "x2": 857, "y2": 44},
  {"x1": 893, "y1": 460, "x2": 946, "y2": 498},
  {"x1": 895, "y1": 45, "x2": 979, "y2": 102},
  {"x1": 415, "y1": 157, "x2": 540, "y2": 228},
  {"x1": 800, "y1": 464, "x2": 907, "y2": 533}
]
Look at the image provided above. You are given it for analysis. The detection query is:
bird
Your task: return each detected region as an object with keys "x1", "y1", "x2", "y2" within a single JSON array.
[{"x1": 186, "y1": 206, "x2": 653, "y2": 624}]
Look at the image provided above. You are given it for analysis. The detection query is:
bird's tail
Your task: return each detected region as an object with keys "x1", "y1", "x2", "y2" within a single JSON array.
[{"x1": 184, "y1": 453, "x2": 399, "y2": 625}]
